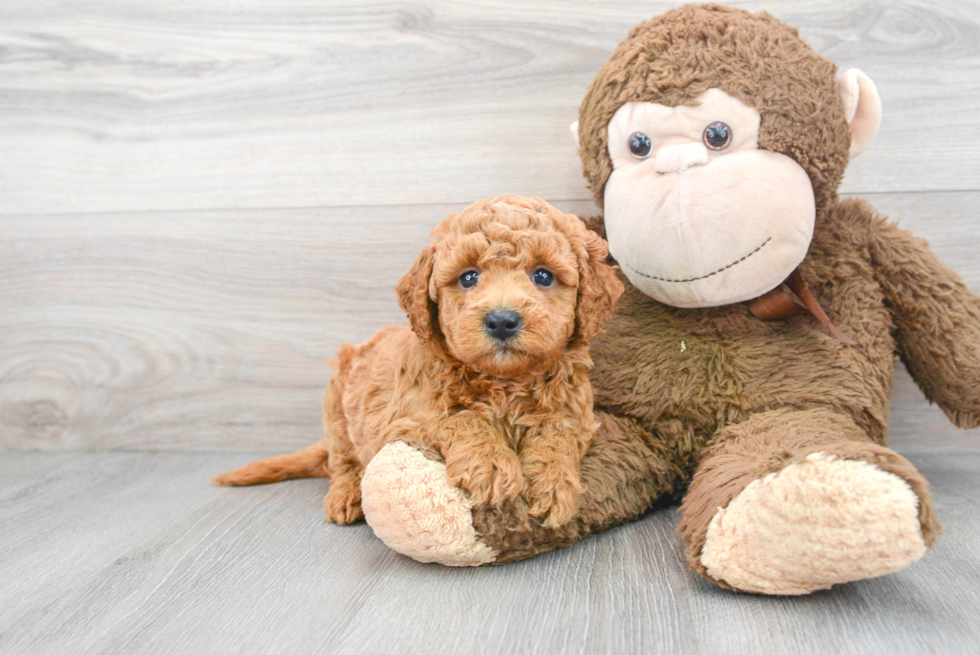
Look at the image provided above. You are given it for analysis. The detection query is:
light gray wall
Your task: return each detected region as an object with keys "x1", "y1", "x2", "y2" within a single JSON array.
[{"x1": 2, "y1": 0, "x2": 979, "y2": 451}]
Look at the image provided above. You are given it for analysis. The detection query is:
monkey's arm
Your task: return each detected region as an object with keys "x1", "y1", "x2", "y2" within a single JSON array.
[{"x1": 863, "y1": 201, "x2": 980, "y2": 428}]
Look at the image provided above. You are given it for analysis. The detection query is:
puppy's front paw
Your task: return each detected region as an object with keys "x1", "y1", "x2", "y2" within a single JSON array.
[
  {"x1": 524, "y1": 474, "x2": 582, "y2": 528},
  {"x1": 445, "y1": 445, "x2": 524, "y2": 506}
]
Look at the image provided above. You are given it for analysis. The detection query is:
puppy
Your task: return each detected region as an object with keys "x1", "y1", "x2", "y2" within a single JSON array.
[{"x1": 213, "y1": 195, "x2": 624, "y2": 528}]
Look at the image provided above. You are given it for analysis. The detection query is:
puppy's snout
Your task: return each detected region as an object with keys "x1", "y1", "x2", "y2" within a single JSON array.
[{"x1": 484, "y1": 309, "x2": 522, "y2": 342}]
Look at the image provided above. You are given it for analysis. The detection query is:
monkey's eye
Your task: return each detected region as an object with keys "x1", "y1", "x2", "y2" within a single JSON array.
[
  {"x1": 628, "y1": 132, "x2": 652, "y2": 159},
  {"x1": 531, "y1": 268, "x2": 555, "y2": 287},
  {"x1": 459, "y1": 270, "x2": 479, "y2": 289},
  {"x1": 703, "y1": 122, "x2": 732, "y2": 150}
]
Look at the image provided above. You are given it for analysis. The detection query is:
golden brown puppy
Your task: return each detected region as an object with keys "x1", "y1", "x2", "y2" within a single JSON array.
[{"x1": 213, "y1": 195, "x2": 623, "y2": 528}]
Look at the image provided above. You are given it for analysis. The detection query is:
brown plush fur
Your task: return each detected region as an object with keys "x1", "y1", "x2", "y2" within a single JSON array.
[
  {"x1": 214, "y1": 196, "x2": 624, "y2": 528},
  {"x1": 446, "y1": 5, "x2": 980, "y2": 581}
]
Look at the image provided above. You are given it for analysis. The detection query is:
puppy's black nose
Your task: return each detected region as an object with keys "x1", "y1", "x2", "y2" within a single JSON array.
[{"x1": 484, "y1": 309, "x2": 522, "y2": 341}]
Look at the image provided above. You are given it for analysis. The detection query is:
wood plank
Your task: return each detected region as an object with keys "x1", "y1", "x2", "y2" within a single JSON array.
[
  {"x1": 1, "y1": 0, "x2": 979, "y2": 215},
  {"x1": 0, "y1": 450, "x2": 977, "y2": 654},
  {"x1": 2, "y1": 193, "x2": 979, "y2": 451}
]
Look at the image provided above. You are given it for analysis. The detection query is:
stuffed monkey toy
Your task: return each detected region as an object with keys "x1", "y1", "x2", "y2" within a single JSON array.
[{"x1": 356, "y1": 4, "x2": 980, "y2": 595}]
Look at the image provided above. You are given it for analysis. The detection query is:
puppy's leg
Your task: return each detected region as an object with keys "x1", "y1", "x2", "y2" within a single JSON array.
[
  {"x1": 323, "y1": 449, "x2": 363, "y2": 525},
  {"x1": 322, "y1": 380, "x2": 364, "y2": 525},
  {"x1": 422, "y1": 411, "x2": 524, "y2": 507},
  {"x1": 520, "y1": 420, "x2": 592, "y2": 528},
  {"x1": 323, "y1": 471, "x2": 363, "y2": 524}
]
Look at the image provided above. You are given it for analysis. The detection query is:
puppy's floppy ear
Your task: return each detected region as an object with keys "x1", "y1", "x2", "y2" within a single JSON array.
[
  {"x1": 396, "y1": 243, "x2": 438, "y2": 342},
  {"x1": 574, "y1": 228, "x2": 624, "y2": 344}
]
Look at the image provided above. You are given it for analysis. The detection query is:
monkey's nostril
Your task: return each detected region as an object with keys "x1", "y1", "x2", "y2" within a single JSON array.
[{"x1": 484, "y1": 309, "x2": 522, "y2": 341}]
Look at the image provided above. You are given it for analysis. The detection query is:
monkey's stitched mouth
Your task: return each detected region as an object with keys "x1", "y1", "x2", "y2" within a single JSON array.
[{"x1": 625, "y1": 236, "x2": 772, "y2": 283}]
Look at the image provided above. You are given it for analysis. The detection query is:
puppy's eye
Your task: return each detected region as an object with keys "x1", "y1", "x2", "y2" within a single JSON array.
[
  {"x1": 532, "y1": 268, "x2": 555, "y2": 287},
  {"x1": 629, "y1": 132, "x2": 652, "y2": 159},
  {"x1": 703, "y1": 121, "x2": 732, "y2": 150},
  {"x1": 459, "y1": 270, "x2": 479, "y2": 289}
]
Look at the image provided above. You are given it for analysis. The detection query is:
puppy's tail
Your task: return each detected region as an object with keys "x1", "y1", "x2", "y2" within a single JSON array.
[{"x1": 212, "y1": 441, "x2": 330, "y2": 487}]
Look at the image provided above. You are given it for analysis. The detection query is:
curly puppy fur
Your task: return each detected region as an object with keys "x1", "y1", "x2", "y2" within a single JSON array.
[{"x1": 214, "y1": 196, "x2": 624, "y2": 528}]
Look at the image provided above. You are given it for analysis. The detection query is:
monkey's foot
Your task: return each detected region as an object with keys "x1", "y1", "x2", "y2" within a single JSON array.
[
  {"x1": 360, "y1": 441, "x2": 498, "y2": 566},
  {"x1": 700, "y1": 452, "x2": 927, "y2": 595}
]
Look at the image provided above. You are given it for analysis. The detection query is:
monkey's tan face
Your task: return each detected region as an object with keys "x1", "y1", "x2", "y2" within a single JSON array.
[{"x1": 603, "y1": 89, "x2": 816, "y2": 308}]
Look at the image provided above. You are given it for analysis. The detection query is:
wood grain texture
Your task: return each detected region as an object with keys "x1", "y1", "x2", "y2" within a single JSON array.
[
  {"x1": 1, "y1": 0, "x2": 979, "y2": 214},
  {"x1": 2, "y1": 194, "x2": 980, "y2": 451},
  {"x1": 0, "y1": 450, "x2": 977, "y2": 654},
  {"x1": 0, "y1": 204, "x2": 446, "y2": 450}
]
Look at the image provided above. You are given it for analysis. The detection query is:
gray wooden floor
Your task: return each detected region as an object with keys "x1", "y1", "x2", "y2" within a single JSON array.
[
  {"x1": 0, "y1": 449, "x2": 978, "y2": 655},
  {"x1": 3, "y1": 1, "x2": 980, "y2": 653}
]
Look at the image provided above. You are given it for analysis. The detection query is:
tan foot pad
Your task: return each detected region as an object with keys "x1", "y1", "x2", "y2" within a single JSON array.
[
  {"x1": 360, "y1": 441, "x2": 497, "y2": 567},
  {"x1": 701, "y1": 452, "x2": 927, "y2": 595}
]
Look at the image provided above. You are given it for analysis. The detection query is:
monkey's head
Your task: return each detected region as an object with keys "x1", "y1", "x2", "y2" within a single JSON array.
[{"x1": 572, "y1": 4, "x2": 881, "y2": 308}]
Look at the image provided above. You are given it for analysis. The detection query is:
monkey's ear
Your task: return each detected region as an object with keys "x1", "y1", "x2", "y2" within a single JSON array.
[
  {"x1": 839, "y1": 69, "x2": 881, "y2": 158},
  {"x1": 574, "y1": 230, "x2": 624, "y2": 345},
  {"x1": 395, "y1": 244, "x2": 438, "y2": 342},
  {"x1": 569, "y1": 120, "x2": 580, "y2": 148}
]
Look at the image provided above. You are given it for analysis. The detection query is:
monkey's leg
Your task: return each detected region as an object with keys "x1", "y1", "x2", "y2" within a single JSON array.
[
  {"x1": 679, "y1": 407, "x2": 941, "y2": 595},
  {"x1": 360, "y1": 411, "x2": 683, "y2": 566}
]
